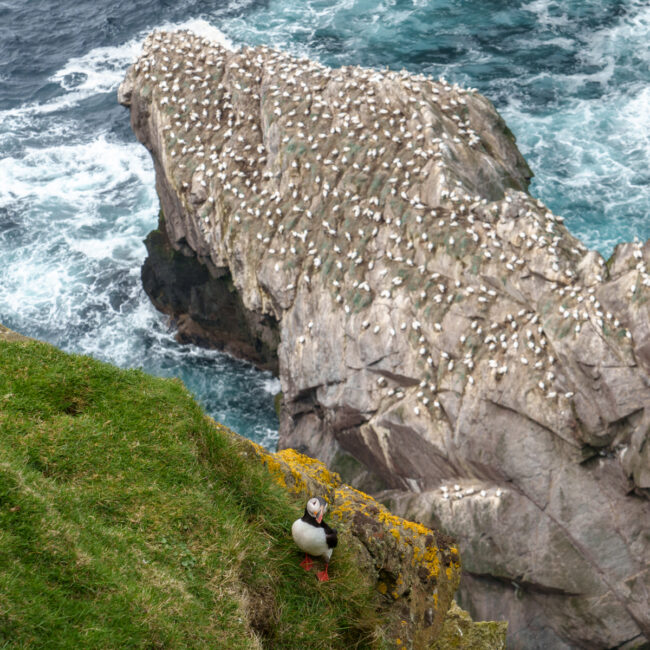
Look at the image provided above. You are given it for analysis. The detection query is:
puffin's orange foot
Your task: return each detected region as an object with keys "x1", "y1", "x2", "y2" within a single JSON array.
[
  {"x1": 300, "y1": 554, "x2": 313, "y2": 571},
  {"x1": 317, "y1": 564, "x2": 330, "y2": 582}
]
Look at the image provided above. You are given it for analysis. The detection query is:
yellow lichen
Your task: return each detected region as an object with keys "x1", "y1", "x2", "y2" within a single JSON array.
[
  {"x1": 276, "y1": 449, "x2": 342, "y2": 490},
  {"x1": 248, "y1": 441, "x2": 463, "y2": 628}
]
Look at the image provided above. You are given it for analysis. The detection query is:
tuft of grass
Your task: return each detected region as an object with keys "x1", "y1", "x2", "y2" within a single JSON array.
[{"x1": 0, "y1": 339, "x2": 379, "y2": 648}]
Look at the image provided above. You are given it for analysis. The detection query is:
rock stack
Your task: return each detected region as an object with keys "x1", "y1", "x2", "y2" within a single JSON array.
[{"x1": 120, "y1": 29, "x2": 650, "y2": 648}]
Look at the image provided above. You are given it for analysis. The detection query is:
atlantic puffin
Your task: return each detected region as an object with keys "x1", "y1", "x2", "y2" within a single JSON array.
[{"x1": 291, "y1": 496, "x2": 338, "y2": 582}]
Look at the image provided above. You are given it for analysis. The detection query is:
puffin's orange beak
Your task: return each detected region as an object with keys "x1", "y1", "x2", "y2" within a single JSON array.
[{"x1": 316, "y1": 507, "x2": 324, "y2": 524}]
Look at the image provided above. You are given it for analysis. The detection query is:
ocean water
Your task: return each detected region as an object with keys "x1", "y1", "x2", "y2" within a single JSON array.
[{"x1": 1, "y1": 0, "x2": 648, "y2": 447}]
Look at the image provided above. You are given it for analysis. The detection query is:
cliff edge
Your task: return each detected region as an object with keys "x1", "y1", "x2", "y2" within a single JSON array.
[
  {"x1": 1, "y1": 332, "x2": 476, "y2": 648},
  {"x1": 120, "y1": 29, "x2": 650, "y2": 649}
]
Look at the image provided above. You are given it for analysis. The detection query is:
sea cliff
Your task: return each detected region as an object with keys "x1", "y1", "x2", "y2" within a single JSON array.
[
  {"x1": 120, "y1": 29, "x2": 650, "y2": 648},
  {"x1": 1, "y1": 330, "x2": 488, "y2": 648}
]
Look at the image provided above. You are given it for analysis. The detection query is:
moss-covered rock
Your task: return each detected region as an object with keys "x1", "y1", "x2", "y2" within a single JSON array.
[
  {"x1": 432, "y1": 601, "x2": 507, "y2": 650},
  {"x1": 251, "y1": 446, "x2": 462, "y2": 649}
]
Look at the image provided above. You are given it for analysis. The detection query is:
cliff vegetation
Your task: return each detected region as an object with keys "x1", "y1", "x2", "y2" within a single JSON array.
[
  {"x1": 0, "y1": 332, "x2": 487, "y2": 648},
  {"x1": 0, "y1": 335, "x2": 379, "y2": 648}
]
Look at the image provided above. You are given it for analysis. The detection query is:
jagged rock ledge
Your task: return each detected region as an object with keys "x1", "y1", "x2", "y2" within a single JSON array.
[
  {"x1": 120, "y1": 29, "x2": 650, "y2": 649},
  {"x1": 250, "y1": 442, "x2": 465, "y2": 648}
]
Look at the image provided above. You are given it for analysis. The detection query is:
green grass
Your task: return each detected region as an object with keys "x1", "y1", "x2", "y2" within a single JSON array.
[{"x1": 0, "y1": 339, "x2": 379, "y2": 648}]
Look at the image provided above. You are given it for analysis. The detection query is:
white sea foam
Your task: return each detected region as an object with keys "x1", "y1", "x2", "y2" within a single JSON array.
[
  {"x1": 49, "y1": 19, "x2": 234, "y2": 97},
  {"x1": 263, "y1": 377, "x2": 282, "y2": 394},
  {"x1": 504, "y1": 82, "x2": 650, "y2": 252},
  {"x1": 51, "y1": 40, "x2": 143, "y2": 95},
  {"x1": 0, "y1": 136, "x2": 155, "y2": 211},
  {"x1": 0, "y1": 131, "x2": 157, "y2": 337},
  {"x1": 580, "y1": 2, "x2": 650, "y2": 69},
  {"x1": 522, "y1": 0, "x2": 571, "y2": 27},
  {"x1": 618, "y1": 85, "x2": 650, "y2": 151},
  {"x1": 495, "y1": 0, "x2": 650, "y2": 253},
  {"x1": 160, "y1": 18, "x2": 236, "y2": 50},
  {"x1": 257, "y1": 427, "x2": 280, "y2": 450},
  {"x1": 1, "y1": 18, "x2": 233, "y2": 125}
]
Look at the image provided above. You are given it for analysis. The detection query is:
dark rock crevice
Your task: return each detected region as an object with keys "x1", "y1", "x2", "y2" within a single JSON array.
[
  {"x1": 463, "y1": 570, "x2": 581, "y2": 598},
  {"x1": 142, "y1": 211, "x2": 280, "y2": 373}
]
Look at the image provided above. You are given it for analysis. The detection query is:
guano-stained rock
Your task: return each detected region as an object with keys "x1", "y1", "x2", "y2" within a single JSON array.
[{"x1": 120, "y1": 29, "x2": 650, "y2": 649}]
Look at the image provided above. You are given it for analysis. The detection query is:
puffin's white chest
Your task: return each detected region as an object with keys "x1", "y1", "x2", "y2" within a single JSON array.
[{"x1": 292, "y1": 518, "x2": 330, "y2": 558}]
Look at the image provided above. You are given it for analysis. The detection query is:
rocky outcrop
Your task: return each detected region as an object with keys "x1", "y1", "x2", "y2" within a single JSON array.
[
  {"x1": 120, "y1": 29, "x2": 650, "y2": 649},
  {"x1": 249, "y1": 443, "x2": 464, "y2": 648},
  {"x1": 431, "y1": 600, "x2": 507, "y2": 650}
]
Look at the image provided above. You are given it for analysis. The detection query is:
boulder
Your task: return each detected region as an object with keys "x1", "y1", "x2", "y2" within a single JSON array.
[{"x1": 120, "y1": 29, "x2": 650, "y2": 648}]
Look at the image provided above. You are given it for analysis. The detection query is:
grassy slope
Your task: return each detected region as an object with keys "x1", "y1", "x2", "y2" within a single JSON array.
[{"x1": 0, "y1": 339, "x2": 379, "y2": 649}]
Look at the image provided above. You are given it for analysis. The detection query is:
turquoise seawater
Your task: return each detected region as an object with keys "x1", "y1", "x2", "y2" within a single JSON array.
[{"x1": 0, "y1": 0, "x2": 648, "y2": 447}]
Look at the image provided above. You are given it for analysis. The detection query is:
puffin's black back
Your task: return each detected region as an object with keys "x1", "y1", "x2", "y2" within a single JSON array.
[{"x1": 323, "y1": 521, "x2": 338, "y2": 549}]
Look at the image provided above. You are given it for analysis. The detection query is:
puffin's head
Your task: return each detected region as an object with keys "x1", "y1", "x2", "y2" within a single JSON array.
[{"x1": 306, "y1": 496, "x2": 328, "y2": 524}]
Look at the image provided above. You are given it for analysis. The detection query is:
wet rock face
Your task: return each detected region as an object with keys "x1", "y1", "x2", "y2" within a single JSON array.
[
  {"x1": 141, "y1": 212, "x2": 280, "y2": 371},
  {"x1": 120, "y1": 29, "x2": 650, "y2": 649}
]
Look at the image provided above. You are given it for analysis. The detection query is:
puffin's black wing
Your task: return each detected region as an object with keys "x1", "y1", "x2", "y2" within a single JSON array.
[{"x1": 323, "y1": 522, "x2": 338, "y2": 549}]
